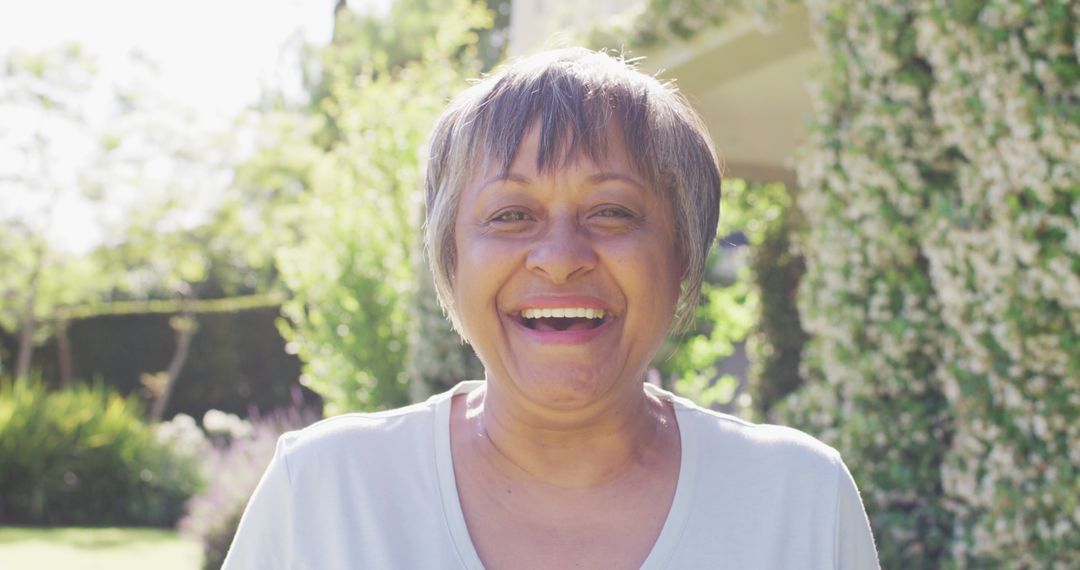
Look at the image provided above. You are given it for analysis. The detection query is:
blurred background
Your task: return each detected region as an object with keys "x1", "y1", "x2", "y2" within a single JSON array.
[{"x1": 1, "y1": 1, "x2": 1076, "y2": 568}]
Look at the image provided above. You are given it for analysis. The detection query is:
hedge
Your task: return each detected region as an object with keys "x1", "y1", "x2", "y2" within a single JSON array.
[{"x1": 1, "y1": 306, "x2": 313, "y2": 421}]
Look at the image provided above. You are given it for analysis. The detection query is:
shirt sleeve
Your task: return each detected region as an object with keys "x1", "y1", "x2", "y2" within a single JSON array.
[
  {"x1": 834, "y1": 459, "x2": 880, "y2": 570},
  {"x1": 221, "y1": 435, "x2": 295, "y2": 570}
]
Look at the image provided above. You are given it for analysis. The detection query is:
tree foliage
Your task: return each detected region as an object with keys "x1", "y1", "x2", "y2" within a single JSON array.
[
  {"x1": 658, "y1": 179, "x2": 795, "y2": 415},
  {"x1": 0, "y1": 43, "x2": 287, "y2": 421},
  {"x1": 270, "y1": 0, "x2": 493, "y2": 414},
  {"x1": 0, "y1": 46, "x2": 113, "y2": 379}
]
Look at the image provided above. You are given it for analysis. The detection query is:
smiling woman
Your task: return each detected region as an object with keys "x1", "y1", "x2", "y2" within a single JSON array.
[
  {"x1": 222, "y1": 48, "x2": 880, "y2": 569},
  {"x1": 452, "y1": 122, "x2": 683, "y2": 414}
]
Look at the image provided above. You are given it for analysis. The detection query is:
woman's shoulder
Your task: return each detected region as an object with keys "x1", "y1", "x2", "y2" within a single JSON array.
[
  {"x1": 286, "y1": 401, "x2": 432, "y2": 441},
  {"x1": 693, "y1": 407, "x2": 838, "y2": 462},
  {"x1": 275, "y1": 385, "x2": 462, "y2": 464},
  {"x1": 648, "y1": 388, "x2": 879, "y2": 567},
  {"x1": 654, "y1": 386, "x2": 843, "y2": 472}
]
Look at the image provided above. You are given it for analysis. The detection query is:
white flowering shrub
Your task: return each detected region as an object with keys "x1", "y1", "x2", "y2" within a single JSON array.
[
  {"x1": 913, "y1": 2, "x2": 1080, "y2": 566},
  {"x1": 587, "y1": 0, "x2": 1078, "y2": 565},
  {"x1": 774, "y1": 2, "x2": 958, "y2": 564},
  {"x1": 155, "y1": 413, "x2": 212, "y2": 460},
  {"x1": 775, "y1": 1, "x2": 1080, "y2": 567},
  {"x1": 201, "y1": 409, "x2": 254, "y2": 442}
]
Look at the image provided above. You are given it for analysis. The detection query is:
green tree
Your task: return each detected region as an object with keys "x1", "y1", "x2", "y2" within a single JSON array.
[
  {"x1": 268, "y1": 0, "x2": 493, "y2": 414},
  {"x1": 0, "y1": 45, "x2": 115, "y2": 381},
  {"x1": 404, "y1": 0, "x2": 512, "y2": 399},
  {"x1": 0, "y1": 44, "x2": 275, "y2": 419}
]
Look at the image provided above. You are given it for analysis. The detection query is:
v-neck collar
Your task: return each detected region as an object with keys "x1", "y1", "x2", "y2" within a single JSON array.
[{"x1": 432, "y1": 381, "x2": 698, "y2": 569}]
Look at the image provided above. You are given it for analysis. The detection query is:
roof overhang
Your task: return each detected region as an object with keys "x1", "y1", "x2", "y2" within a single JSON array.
[
  {"x1": 634, "y1": 4, "x2": 816, "y2": 186},
  {"x1": 508, "y1": 1, "x2": 817, "y2": 186}
]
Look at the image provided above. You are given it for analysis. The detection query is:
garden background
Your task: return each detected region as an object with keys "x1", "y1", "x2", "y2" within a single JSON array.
[{"x1": 1, "y1": 0, "x2": 1076, "y2": 568}]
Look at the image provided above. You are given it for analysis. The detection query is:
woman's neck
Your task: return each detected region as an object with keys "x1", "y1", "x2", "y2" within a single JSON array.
[{"x1": 456, "y1": 380, "x2": 678, "y2": 488}]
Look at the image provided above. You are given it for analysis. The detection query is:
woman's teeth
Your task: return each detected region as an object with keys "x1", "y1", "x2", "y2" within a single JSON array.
[{"x1": 520, "y1": 307, "x2": 605, "y2": 319}]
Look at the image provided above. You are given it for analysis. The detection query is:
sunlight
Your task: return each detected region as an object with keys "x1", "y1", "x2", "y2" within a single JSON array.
[{"x1": 0, "y1": 0, "x2": 356, "y2": 253}]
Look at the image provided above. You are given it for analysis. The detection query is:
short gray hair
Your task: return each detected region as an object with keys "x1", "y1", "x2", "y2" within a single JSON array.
[{"x1": 424, "y1": 47, "x2": 722, "y2": 334}]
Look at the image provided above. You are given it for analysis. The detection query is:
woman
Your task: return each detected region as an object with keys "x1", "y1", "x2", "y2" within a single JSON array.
[{"x1": 224, "y1": 48, "x2": 879, "y2": 569}]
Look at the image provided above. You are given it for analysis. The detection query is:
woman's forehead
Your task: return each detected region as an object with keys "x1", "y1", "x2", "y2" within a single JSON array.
[{"x1": 473, "y1": 120, "x2": 641, "y2": 180}]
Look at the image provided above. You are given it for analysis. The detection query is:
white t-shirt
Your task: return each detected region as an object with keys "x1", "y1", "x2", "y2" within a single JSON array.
[{"x1": 223, "y1": 381, "x2": 879, "y2": 569}]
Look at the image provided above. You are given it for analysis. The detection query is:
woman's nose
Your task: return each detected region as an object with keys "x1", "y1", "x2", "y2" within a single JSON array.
[{"x1": 524, "y1": 216, "x2": 598, "y2": 284}]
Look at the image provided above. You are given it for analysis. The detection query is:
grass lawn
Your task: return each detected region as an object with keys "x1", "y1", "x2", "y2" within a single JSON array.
[{"x1": 0, "y1": 526, "x2": 201, "y2": 570}]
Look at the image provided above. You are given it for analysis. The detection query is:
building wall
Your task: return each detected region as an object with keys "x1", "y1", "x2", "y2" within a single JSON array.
[{"x1": 509, "y1": 0, "x2": 638, "y2": 55}]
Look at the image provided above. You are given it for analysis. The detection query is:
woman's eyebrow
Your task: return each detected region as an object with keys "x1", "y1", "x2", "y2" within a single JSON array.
[
  {"x1": 478, "y1": 171, "x2": 645, "y2": 192},
  {"x1": 479, "y1": 172, "x2": 532, "y2": 192},
  {"x1": 587, "y1": 172, "x2": 647, "y2": 190}
]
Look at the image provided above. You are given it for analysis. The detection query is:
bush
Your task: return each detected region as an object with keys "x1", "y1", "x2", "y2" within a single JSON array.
[
  {"x1": 780, "y1": 2, "x2": 1079, "y2": 567},
  {"x1": 655, "y1": 179, "x2": 797, "y2": 418},
  {"x1": 746, "y1": 195, "x2": 807, "y2": 418},
  {"x1": 180, "y1": 400, "x2": 318, "y2": 570},
  {"x1": 0, "y1": 376, "x2": 205, "y2": 526}
]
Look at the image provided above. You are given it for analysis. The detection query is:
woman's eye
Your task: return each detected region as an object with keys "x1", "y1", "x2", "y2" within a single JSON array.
[
  {"x1": 592, "y1": 207, "x2": 634, "y2": 220},
  {"x1": 491, "y1": 209, "x2": 530, "y2": 223}
]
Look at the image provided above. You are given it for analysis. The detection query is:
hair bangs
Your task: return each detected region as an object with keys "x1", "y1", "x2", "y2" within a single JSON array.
[{"x1": 465, "y1": 56, "x2": 656, "y2": 184}]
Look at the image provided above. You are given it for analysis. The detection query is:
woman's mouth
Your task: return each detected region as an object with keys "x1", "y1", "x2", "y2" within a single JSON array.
[{"x1": 517, "y1": 307, "x2": 608, "y2": 332}]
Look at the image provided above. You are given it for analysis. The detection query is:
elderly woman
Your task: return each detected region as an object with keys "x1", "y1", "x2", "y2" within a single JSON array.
[{"x1": 224, "y1": 48, "x2": 879, "y2": 569}]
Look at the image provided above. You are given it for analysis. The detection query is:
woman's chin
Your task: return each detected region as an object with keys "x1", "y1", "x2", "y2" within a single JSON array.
[{"x1": 502, "y1": 367, "x2": 625, "y2": 413}]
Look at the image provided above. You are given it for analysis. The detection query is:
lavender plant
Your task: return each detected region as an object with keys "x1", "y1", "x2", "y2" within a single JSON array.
[{"x1": 180, "y1": 390, "x2": 319, "y2": 570}]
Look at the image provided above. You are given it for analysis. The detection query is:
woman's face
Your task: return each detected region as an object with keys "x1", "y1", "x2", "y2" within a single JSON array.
[{"x1": 452, "y1": 125, "x2": 682, "y2": 410}]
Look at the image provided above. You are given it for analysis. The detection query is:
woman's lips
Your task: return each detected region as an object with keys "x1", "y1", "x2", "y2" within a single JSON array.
[
  {"x1": 511, "y1": 315, "x2": 613, "y2": 344},
  {"x1": 513, "y1": 295, "x2": 610, "y2": 311},
  {"x1": 508, "y1": 295, "x2": 615, "y2": 344}
]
